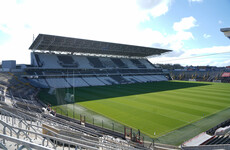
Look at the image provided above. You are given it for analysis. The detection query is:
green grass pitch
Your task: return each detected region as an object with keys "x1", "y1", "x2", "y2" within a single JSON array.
[{"x1": 39, "y1": 80, "x2": 230, "y2": 145}]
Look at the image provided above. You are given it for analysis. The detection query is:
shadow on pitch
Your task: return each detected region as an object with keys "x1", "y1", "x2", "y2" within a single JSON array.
[{"x1": 38, "y1": 81, "x2": 211, "y2": 106}]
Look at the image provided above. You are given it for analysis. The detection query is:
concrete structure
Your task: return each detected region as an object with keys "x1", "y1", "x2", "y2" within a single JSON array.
[{"x1": 1, "y1": 60, "x2": 16, "y2": 71}]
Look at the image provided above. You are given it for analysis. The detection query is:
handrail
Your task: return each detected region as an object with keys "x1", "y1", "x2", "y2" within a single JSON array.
[{"x1": 0, "y1": 107, "x2": 140, "y2": 150}]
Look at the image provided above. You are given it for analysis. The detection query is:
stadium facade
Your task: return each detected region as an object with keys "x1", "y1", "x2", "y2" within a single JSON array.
[{"x1": 24, "y1": 34, "x2": 172, "y2": 89}]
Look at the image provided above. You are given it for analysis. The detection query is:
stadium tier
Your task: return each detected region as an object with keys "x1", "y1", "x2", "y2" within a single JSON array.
[{"x1": 24, "y1": 34, "x2": 171, "y2": 88}]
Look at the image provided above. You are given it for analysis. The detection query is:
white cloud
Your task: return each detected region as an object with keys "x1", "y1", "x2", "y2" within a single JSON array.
[
  {"x1": 188, "y1": 0, "x2": 203, "y2": 2},
  {"x1": 173, "y1": 16, "x2": 197, "y2": 31},
  {"x1": 163, "y1": 16, "x2": 197, "y2": 52},
  {"x1": 218, "y1": 20, "x2": 223, "y2": 24},
  {"x1": 149, "y1": 45, "x2": 230, "y2": 67},
  {"x1": 137, "y1": 0, "x2": 172, "y2": 18},
  {"x1": 0, "y1": 0, "x2": 178, "y2": 64},
  {"x1": 1, "y1": 0, "x2": 226, "y2": 67},
  {"x1": 203, "y1": 34, "x2": 211, "y2": 39}
]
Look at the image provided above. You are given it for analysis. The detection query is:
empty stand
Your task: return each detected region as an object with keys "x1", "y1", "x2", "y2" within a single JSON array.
[
  {"x1": 111, "y1": 58, "x2": 128, "y2": 68},
  {"x1": 204, "y1": 136, "x2": 230, "y2": 145},
  {"x1": 97, "y1": 76, "x2": 118, "y2": 85},
  {"x1": 57, "y1": 55, "x2": 78, "y2": 67},
  {"x1": 154, "y1": 75, "x2": 168, "y2": 81},
  {"x1": 87, "y1": 57, "x2": 104, "y2": 68},
  {"x1": 66, "y1": 77, "x2": 89, "y2": 87},
  {"x1": 110, "y1": 76, "x2": 130, "y2": 84},
  {"x1": 26, "y1": 52, "x2": 169, "y2": 88},
  {"x1": 37, "y1": 53, "x2": 62, "y2": 68},
  {"x1": 139, "y1": 59, "x2": 155, "y2": 69},
  {"x1": 130, "y1": 59, "x2": 146, "y2": 68},
  {"x1": 123, "y1": 76, "x2": 140, "y2": 83},
  {"x1": 46, "y1": 78, "x2": 71, "y2": 88},
  {"x1": 100, "y1": 57, "x2": 116, "y2": 68},
  {"x1": 133, "y1": 75, "x2": 149, "y2": 82},
  {"x1": 34, "y1": 53, "x2": 43, "y2": 67},
  {"x1": 82, "y1": 77, "x2": 105, "y2": 86},
  {"x1": 121, "y1": 58, "x2": 137, "y2": 69},
  {"x1": 73, "y1": 56, "x2": 93, "y2": 69},
  {"x1": 30, "y1": 78, "x2": 49, "y2": 88}
]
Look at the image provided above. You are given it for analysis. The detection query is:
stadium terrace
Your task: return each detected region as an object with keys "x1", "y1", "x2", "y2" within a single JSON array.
[{"x1": 24, "y1": 34, "x2": 172, "y2": 89}]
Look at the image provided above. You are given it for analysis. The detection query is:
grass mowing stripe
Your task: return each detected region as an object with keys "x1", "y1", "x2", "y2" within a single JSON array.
[
  {"x1": 80, "y1": 101, "x2": 184, "y2": 135},
  {"x1": 138, "y1": 93, "x2": 213, "y2": 116},
  {"x1": 114, "y1": 96, "x2": 199, "y2": 122},
  {"x1": 108, "y1": 97, "x2": 192, "y2": 124},
  {"x1": 175, "y1": 88, "x2": 230, "y2": 99},
  {"x1": 155, "y1": 91, "x2": 227, "y2": 110},
  {"x1": 167, "y1": 90, "x2": 230, "y2": 104},
  {"x1": 83, "y1": 98, "x2": 188, "y2": 127}
]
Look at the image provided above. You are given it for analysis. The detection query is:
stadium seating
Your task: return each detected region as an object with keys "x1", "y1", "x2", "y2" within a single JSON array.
[
  {"x1": 87, "y1": 57, "x2": 104, "y2": 68},
  {"x1": 34, "y1": 53, "x2": 43, "y2": 67},
  {"x1": 130, "y1": 59, "x2": 146, "y2": 68},
  {"x1": 36, "y1": 53, "x2": 62, "y2": 68},
  {"x1": 111, "y1": 58, "x2": 128, "y2": 68},
  {"x1": 82, "y1": 77, "x2": 105, "y2": 86},
  {"x1": 27, "y1": 51, "x2": 169, "y2": 88},
  {"x1": 30, "y1": 78, "x2": 49, "y2": 88},
  {"x1": 100, "y1": 57, "x2": 116, "y2": 68},
  {"x1": 66, "y1": 77, "x2": 89, "y2": 87},
  {"x1": 96, "y1": 76, "x2": 118, "y2": 85},
  {"x1": 133, "y1": 75, "x2": 149, "y2": 82},
  {"x1": 57, "y1": 55, "x2": 78, "y2": 67},
  {"x1": 123, "y1": 76, "x2": 141, "y2": 83},
  {"x1": 110, "y1": 75, "x2": 130, "y2": 84},
  {"x1": 155, "y1": 75, "x2": 168, "y2": 81},
  {"x1": 46, "y1": 78, "x2": 71, "y2": 88},
  {"x1": 139, "y1": 59, "x2": 155, "y2": 69},
  {"x1": 73, "y1": 55, "x2": 93, "y2": 69},
  {"x1": 204, "y1": 136, "x2": 230, "y2": 145},
  {"x1": 121, "y1": 58, "x2": 137, "y2": 69}
]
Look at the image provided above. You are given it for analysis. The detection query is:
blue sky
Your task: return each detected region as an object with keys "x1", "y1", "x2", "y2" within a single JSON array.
[
  {"x1": 0, "y1": 0, "x2": 229, "y2": 66},
  {"x1": 148, "y1": 0, "x2": 230, "y2": 48}
]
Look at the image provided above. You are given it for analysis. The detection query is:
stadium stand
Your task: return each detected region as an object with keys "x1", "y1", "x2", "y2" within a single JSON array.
[
  {"x1": 111, "y1": 58, "x2": 128, "y2": 68},
  {"x1": 66, "y1": 77, "x2": 89, "y2": 87},
  {"x1": 182, "y1": 117, "x2": 230, "y2": 149},
  {"x1": 73, "y1": 55, "x2": 93, "y2": 69},
  {"x1": 123, "y1": 76, "x2": 140, "y2": 83},
  {"x1": 97, "y1": 76, "x2": 118, "y2": 85},
  {"x1": 140, "y1": 59, "x2": 156, "y2": 69},
  {"x1": 35, "y1": 52, "x2": 62, "y2": 68},
  {"x1": 26, "y1": 34, "x2": 171, "y2": 89},
  {"x1": 121, "y1": 58, "x2": 137, "y2": 69},
  {"x1": 99, "y1": 57, "x2": 116, "y2": 68},
  {"x1": 87, "y1": 56, "x2": 104, "y2": 68},
  {"x1": 46, "y1": 77, "x2": 71, "y2": 88},
  {"x1": 0, "y1": 72, "x2": 152, "y2": 149},
  {"x1": 0, "y1": 33, "x2": 174, "y2": 149},
  {"x1": 130, "y1": 59, "x2": 146, "y2": 68},
  {"x1": 133, "y1": 75, "x2": 150, "y2": 82},
  {"x1": 82, "y1": 77, "x2": 105, "y2": 86},
  {"x1": 34, "y1": 53, "x2": 43, "y2": 67},
  {"x1": 57, "y1": 55, "x2": 78, "y2": 67}
]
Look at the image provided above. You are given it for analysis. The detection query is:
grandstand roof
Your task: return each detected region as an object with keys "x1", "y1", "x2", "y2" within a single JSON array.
[
  {"x1": 220, "y1": 28, "x2": 230, "y2": 32},
  {"x1": 29, "y1": 34, "x2": 171, "y2": 57},
  {"x1": 220, "y1": 28, "x2": 230, "y2": 39}
]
